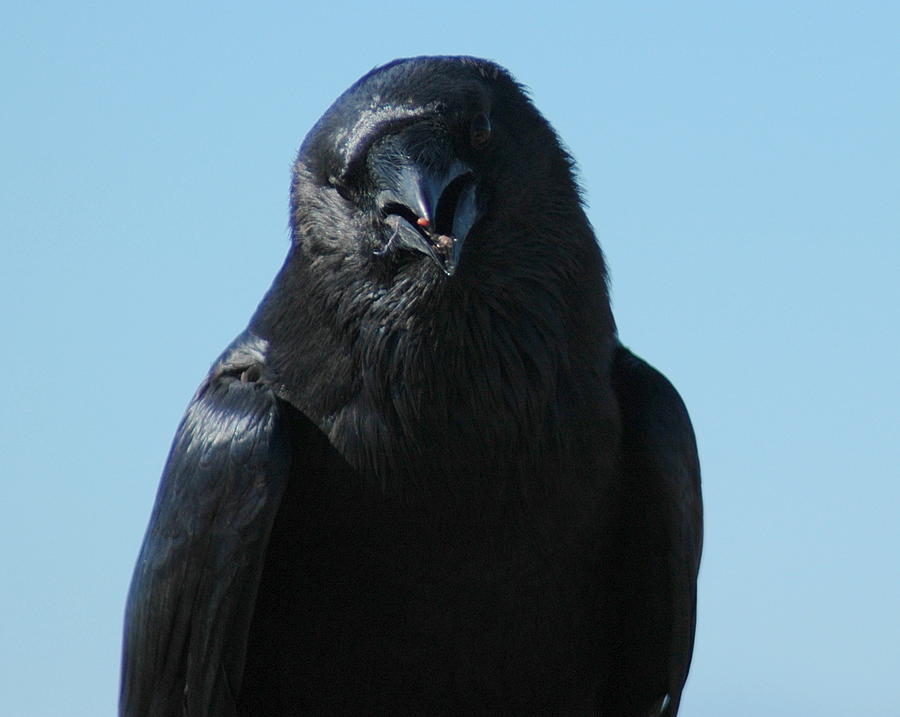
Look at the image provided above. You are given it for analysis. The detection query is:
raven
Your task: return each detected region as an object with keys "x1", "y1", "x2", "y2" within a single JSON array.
[{"x1": 121, "y1": 56, "x2": 702, "y2": 716}]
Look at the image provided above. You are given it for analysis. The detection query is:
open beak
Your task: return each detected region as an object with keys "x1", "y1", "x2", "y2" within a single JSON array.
[{"x1": 375, "y1": 160, "x2": 478, "y2": 276}]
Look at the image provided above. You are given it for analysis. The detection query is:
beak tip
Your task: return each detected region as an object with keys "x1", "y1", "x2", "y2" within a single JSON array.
[{"x1": 433, "y1": 234, "x2": 463, "y2": 277}]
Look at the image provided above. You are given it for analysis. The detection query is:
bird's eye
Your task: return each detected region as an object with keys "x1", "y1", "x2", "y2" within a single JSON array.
[
  {"x1": 469, "y1": 112, "x2": 492, "y2": 149},
  {"x1": 327, "y1": 174, "x2": 357, "y2": 202}
]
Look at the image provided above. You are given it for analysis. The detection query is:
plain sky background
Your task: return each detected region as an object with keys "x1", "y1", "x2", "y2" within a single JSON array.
[{"x1": 3, "y1": 2, "x2": 898, "y2": 715}]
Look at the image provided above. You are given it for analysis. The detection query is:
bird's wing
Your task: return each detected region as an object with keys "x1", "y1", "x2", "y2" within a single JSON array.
[
  {"x1": 610, "y1": 346, "x2": 703, "y2": 716},
  {"x1": 120, "y1": 332, "x2": 294, "y2": 717}
]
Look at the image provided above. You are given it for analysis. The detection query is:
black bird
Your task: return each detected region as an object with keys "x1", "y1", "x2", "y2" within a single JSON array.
[{"x1": 121, "y1": 56, "x2": 702, "y2": 716}]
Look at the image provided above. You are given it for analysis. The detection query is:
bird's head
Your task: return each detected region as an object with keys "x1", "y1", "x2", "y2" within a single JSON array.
[
  {"x1": 254, "y1": 57, "x2": 616, "y2": 477},
  {"x1": 289, "y1": 56, "x2": 596, "y2": 285}
]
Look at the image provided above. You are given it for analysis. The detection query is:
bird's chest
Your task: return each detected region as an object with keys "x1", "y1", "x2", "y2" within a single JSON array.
[{"x1": 239, "y1": 449, "x2": 609, "y2": 714}]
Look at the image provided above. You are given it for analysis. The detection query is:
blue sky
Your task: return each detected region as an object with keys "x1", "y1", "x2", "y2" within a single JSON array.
[{"x1": 2, "y1": 2, "x2": 898, "y2": 714}]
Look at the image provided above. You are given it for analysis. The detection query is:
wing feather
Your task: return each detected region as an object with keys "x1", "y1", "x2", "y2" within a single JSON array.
[
  {"x1": 611, "y1": 345, "x2": 703, "y2": 716},
  {"x1": 120, "y1": 334, "x2": 291, "y2": 716}
]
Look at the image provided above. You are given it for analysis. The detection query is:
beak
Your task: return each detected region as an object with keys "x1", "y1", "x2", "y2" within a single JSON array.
[{"x1": 375, "y1": 160, "x2": 478, "y2": 276}]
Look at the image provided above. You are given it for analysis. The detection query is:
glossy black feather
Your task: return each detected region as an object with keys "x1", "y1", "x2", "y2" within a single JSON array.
[
  {"x1": 121, "y1": 334, "x2": 296, "y2": 716},
  {"x1": 122, "y1": 55, "x2": 702, "y2": 716},
  {"x1": 609, "y1": 347, "x2": 703, "y2": 716}
]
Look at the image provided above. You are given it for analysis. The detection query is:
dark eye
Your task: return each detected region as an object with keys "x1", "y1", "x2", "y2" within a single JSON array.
[
  {"x1": 327, "y1": 175, "x2": 355, "y2": 202},
  {"x1": 469, "y1": 112, "x2": 491, "y2": 149}
]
